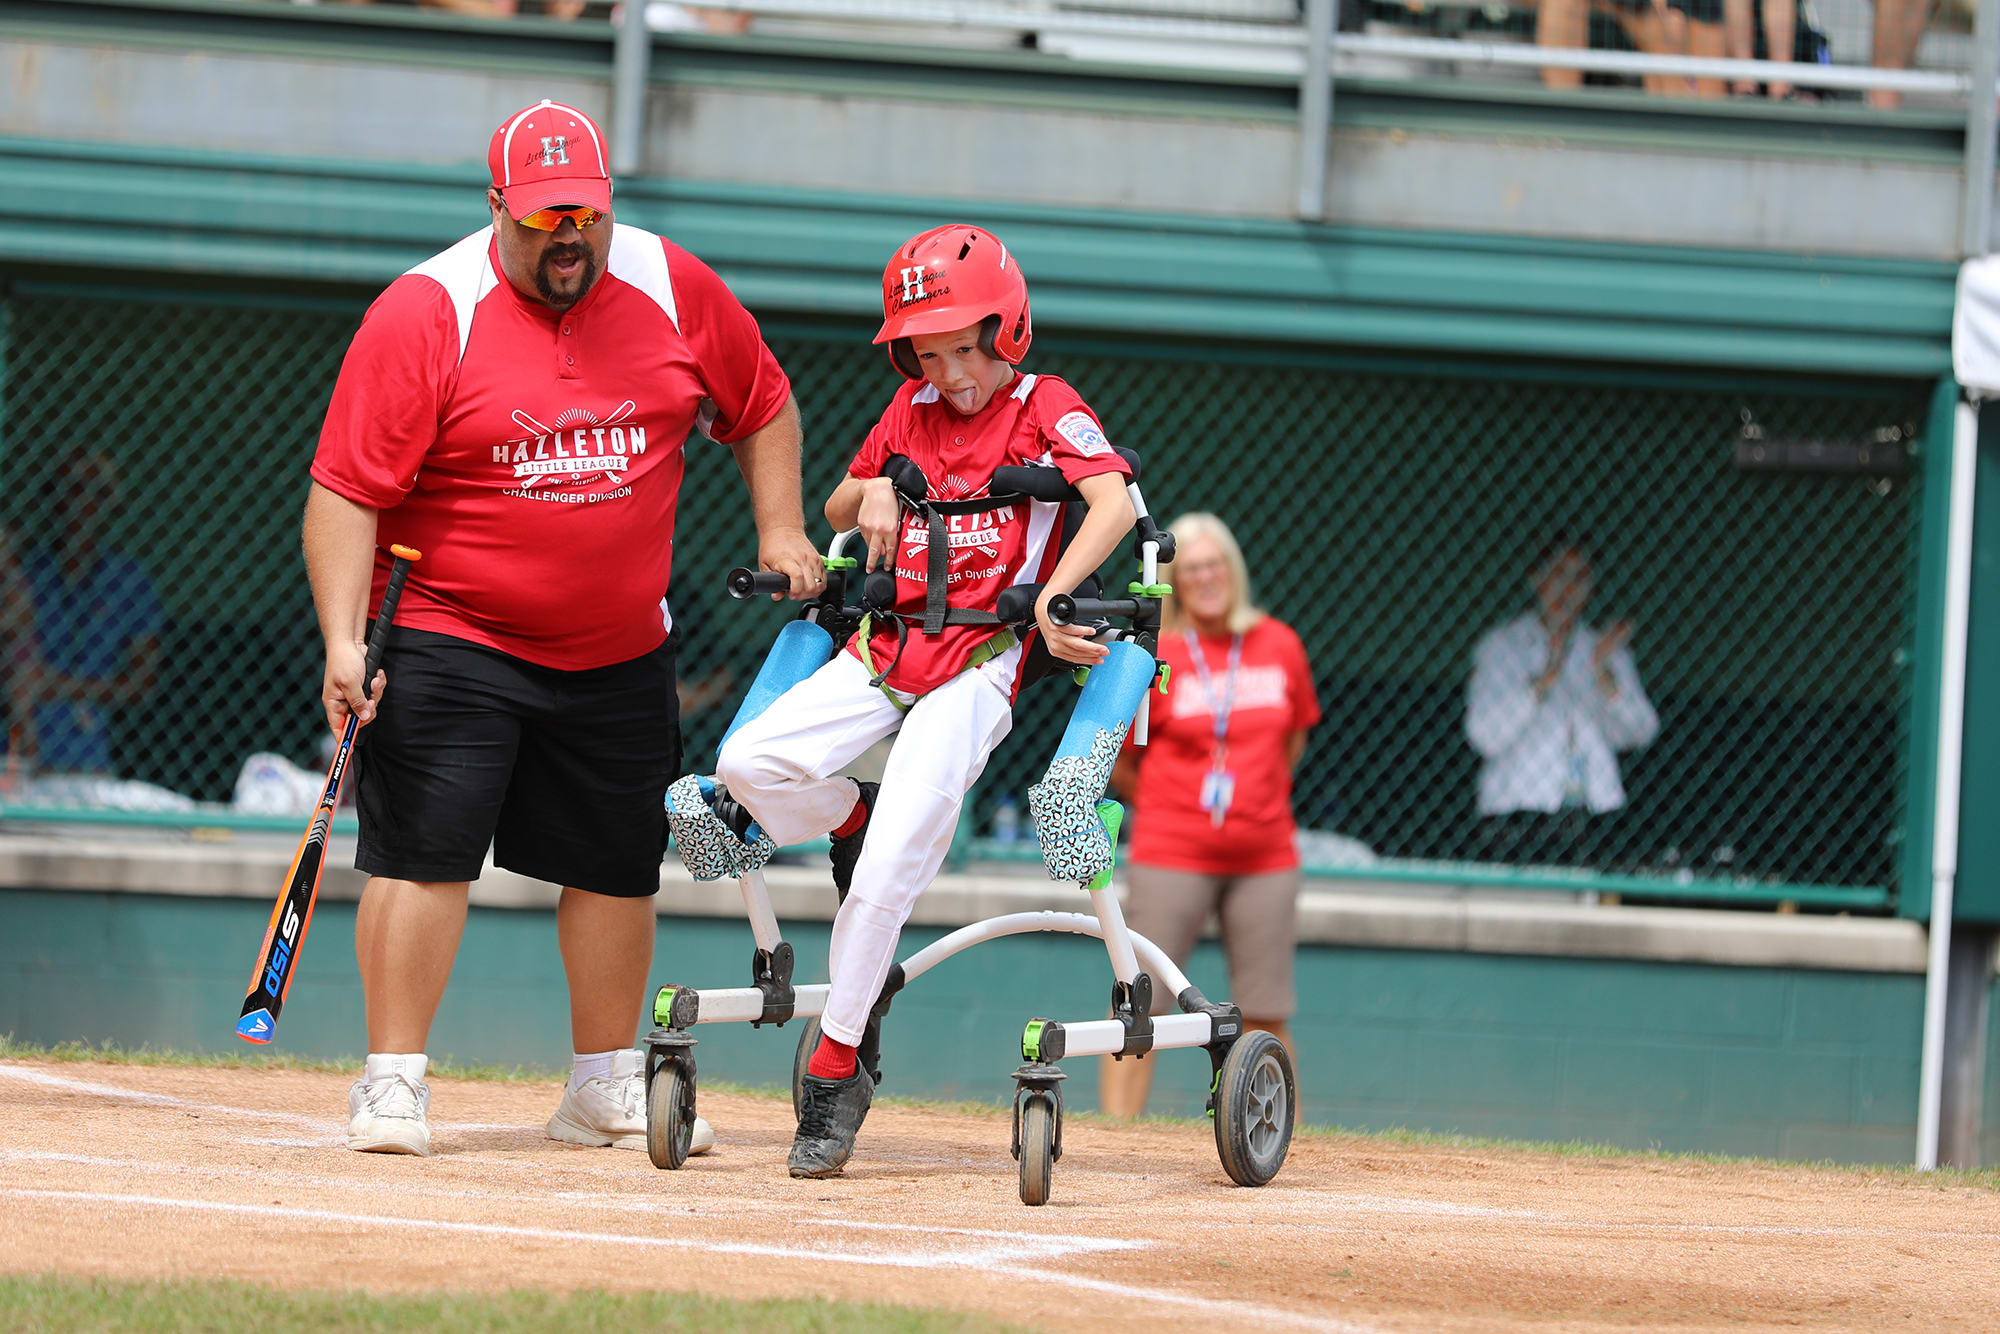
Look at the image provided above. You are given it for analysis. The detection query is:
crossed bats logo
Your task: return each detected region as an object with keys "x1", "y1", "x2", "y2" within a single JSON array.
[
  {"x1": 508, "y1": 401, "x2": 638, "y2": 490},
  {"x1": 904, "y1": 472, "x2": 1001, "y2": 562}
]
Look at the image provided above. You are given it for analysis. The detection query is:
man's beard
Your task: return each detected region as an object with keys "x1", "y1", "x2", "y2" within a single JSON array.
[{"x1": 534, "y1": 244, "x2": 599, "y2": 308}]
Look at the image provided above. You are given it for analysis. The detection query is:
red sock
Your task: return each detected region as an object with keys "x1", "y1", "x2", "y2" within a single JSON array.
[
  {"x1": 831, "y1": 794, "x2": 868, "y2": 839},
  {"x1": 807, "y1": 1034, "x2": 858, "y2": 1080}
]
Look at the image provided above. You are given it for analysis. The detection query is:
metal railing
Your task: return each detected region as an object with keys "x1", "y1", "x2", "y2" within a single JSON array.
[{"x1": 643, "y1": 0, "x2": 2000, "y2": 242}]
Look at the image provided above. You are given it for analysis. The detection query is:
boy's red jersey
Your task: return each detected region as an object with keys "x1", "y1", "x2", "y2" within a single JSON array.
[{"x1": 846, "y1": 373, "x2": 1131, "y2": 698}]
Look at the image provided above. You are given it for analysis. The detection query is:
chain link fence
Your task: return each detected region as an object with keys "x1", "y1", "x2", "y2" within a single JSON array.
[{"x1": 0, "y1": 282, "x2": 1929, "y2": 903}]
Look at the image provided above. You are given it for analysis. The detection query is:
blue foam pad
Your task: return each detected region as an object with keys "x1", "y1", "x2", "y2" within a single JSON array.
[
  {"x1": 1054, "y1": 640, "x2": 1156, "y2": 759},
  {"x1": 719, "y1": 619, "x2": 836, "y2": 752}
]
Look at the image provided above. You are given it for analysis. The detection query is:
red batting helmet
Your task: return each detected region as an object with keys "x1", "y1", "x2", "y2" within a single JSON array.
[{"x1": 874, "y1": 225, "x2": 1032, "y2": 380}]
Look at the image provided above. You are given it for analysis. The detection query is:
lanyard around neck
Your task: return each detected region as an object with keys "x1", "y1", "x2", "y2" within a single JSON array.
[{"x1": 1181, "y1": 629, "x2": 1245, "y2": 744}]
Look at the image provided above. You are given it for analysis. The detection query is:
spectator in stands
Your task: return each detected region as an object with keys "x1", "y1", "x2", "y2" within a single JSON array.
[
  {"x1": 8, "y1": 453, "x2": 163, "y2": 776},
  {"x1": 1537, "y1": 0, "x2": 1755, "y2": 97},
  {"x1": 1539, "y1": 0, "x2": 1694, "y2": 94},
  {"x1": 1868, "y1": 0, "x2": 1936, "y2": 109},
  {"x1": 1725, "y1": 0, "x2": 1795, "y2": 95},
  {"x1": 1466, "y1": 532, "x2": 1657, "y2": 866},
  {"x1": 1100, "y1": 512, "x2": 1320, "y2": 1121},
  {"x1": 651, "y1": 3, "x2": 754, "y2": 32},
  {"x1": 337, "y1": 0, "x2": 589, "y2": 18}
]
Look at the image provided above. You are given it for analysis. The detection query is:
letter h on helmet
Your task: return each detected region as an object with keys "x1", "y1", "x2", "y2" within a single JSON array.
[{"x1": 873, "y1": 225, "x2": 1033, "y2": 380}]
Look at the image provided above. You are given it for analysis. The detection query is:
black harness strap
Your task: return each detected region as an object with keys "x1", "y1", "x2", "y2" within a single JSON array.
[
  {"x1": 925, "y1": 507, "x2": 948, "y2": 635},
  {"x1": 865, "y1": 490, "x2": 1031, "y2": 687}
]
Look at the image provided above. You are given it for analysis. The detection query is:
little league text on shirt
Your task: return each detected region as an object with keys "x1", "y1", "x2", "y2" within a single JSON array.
[
  {"x1": 899, "y1": 506, "x2": 1016, "y2": 550},
  {"x1": 492, "y1": 426, "x2": 649, "y2": 466}
]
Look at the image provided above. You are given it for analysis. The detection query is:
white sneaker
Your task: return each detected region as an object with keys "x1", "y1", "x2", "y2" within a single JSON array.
[
  {"x1": 347, "y1": 1067, "x2": 431, "y2": 1156},
  {"x1": 545, "y1": 1048, "x2": 713, "y2": 1154}
]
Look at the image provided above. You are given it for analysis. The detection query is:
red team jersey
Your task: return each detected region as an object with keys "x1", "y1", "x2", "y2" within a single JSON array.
[
  {"x1": 312, "y1": 225, "x2": 792, "y2": 671},
  {"x1": 846, "y1": 373, "x2": 1132, "y2": 698},
  {"x1": 1128, "y1": 617, "x2": 1321, "y2": 875}
]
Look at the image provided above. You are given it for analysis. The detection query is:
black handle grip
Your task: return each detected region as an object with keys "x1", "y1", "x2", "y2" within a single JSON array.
[
  {"x1": 363, "y1": 545, "x2": 422, "y2": 683},
  {"x1": 1046, "y1": 594, "x2": 1142, "y2": 627},
  {"x1": 728, "y1": 567, "x2": 794, "y2": 599},
  {"x1": 990, "y1": 465, "x2": 1080, "y2": 503}
]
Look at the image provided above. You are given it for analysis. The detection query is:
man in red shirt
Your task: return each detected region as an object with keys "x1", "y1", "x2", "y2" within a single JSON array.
[{"x1": 306, "y1": 100, "x2": 822, "y2": 1157}]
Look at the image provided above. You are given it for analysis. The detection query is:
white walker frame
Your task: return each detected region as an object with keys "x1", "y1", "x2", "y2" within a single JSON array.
[{"x1": 644, "y1": 478, "x2": 1297, "y2": 1205}]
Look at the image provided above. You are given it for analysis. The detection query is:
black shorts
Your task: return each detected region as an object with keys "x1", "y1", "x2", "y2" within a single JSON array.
[{"x1": 353, "y1": 626, "x2": 681, "y2": 897}]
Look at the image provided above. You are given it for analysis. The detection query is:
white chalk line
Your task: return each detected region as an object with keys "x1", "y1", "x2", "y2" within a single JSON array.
[
  {"x1": 0, "y1": 1150, "x2": 1137, "y2": 1262},
  {"x1": 982, "y1": 1262, "x2": 1387, "y2": 1334},
  {"x1": 1, "y1": 1188, "x2": 1003, "y2": 1270},
  {"x1": 11, "y1": 1066, "x2": 1990, "y2": 1247},
  {"x1": 1, "y1": 1066, "x2": 653, "y2": 1164},
  {"x1": 0, "y1": 1064, "x2": 335, "y2": 1129},
  {"x1": 2, "y1": 1188, "x2": 1372, "y2": 1332}
]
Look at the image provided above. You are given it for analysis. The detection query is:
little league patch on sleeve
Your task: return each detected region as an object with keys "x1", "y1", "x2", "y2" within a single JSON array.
[{"x1": 1054, "y1": 411, "x2": 1111, "y2": 458}]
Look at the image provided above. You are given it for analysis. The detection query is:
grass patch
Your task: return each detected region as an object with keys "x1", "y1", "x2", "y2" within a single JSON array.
[
  {"x1": 0, "y1": 1275, "x2": 1032, "y2": 1334},
  {"x1": 1308, "y1": 1122, "x2": 2000, "y2": 1191},
  {"x1": 7, "y1": 1036, "x2": 1993, "y2": 1190}
]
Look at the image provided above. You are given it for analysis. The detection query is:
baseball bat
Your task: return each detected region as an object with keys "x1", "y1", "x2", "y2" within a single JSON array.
[{"x1": 235, "y1": 544, "x2": 421, "y2": 1044}]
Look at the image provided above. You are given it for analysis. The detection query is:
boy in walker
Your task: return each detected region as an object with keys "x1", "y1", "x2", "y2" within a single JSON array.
[{"x1": 716, "y1": 225, "x2": 1136, "y2": 1177}]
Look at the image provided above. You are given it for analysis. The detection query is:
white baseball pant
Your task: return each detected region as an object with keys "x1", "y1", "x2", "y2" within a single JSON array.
[{"x1": 715, "y1": 647, "x2": 1017, "y2": 1046}]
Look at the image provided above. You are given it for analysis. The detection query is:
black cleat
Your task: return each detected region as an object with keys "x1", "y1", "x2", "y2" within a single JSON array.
[
  {"x1": 788, "y1": 1066, "x2": 876, "y2": 1178},
  {"x1": 828, "y1": 780, "x2": 879, "y2": 903},
  {"x1": 709, "y1": 783, "x2": 758, "y2": 842}
]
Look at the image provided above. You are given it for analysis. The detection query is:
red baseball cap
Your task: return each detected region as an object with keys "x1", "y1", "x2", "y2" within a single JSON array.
[{"x1": 488, "y1": 99, "x2": 612, "y2": 218}]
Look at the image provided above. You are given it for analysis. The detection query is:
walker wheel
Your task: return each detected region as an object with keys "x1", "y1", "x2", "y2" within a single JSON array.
[
  {"x1": 791, "y1": 1017, "x2": 823, "y2": 1120},
  {"x1": 647, "y1": 1056, "x2": 698, "y2": 1170},
  {"x1": 1212, "y1": 1030, "x2": 1294, "y2": 1187},
  {"x1": 1018, "y1": 1092, "x2": 1057, "y2": 1207}
]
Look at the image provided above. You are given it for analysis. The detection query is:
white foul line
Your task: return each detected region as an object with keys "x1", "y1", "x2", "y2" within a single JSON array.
[
  {"x1": 0, "y1": 1064, "x2": 334, "y2": 1129},
  {"x1": 3, "y1": 1188, "x2": 1045, "y2": 1272},
  {"x1": 1, "y1": 1188, "x2": 1373, "y2": 1332}
]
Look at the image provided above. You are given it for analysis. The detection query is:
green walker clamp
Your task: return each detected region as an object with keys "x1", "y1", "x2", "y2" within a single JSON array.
[
  {"x1": 823, "y1": 555, "x2": 859, "y2": 571},
  {"x1": 1128, "y1": 580, "x2": 1172, "y2": 599},
  {"x1": 1086, "y1": 798, "x2": 1124, "y2": 894},
  {"x1": 652, "y1": 984, "x2": 700, "y2": 1031},
  {"x1": 1021, "y1": 1017, "x2": 1068, "y2": 1064}
]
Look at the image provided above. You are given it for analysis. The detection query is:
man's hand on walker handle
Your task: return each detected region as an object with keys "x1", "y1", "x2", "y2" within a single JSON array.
[
  {"x1": 758, "y1": 527, "x2": 827, "y2": 601},
  {"x1": 1037, "y1": 588, "x2": 1111, "y2": 666}
]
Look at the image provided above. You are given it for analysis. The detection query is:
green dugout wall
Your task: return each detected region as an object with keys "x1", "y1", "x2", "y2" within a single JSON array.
[{"x1": 3, "y1": 882, "x2": 1994, "y2": 1165}]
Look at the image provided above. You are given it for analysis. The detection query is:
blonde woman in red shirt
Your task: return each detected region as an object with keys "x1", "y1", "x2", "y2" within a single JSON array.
[{"x1": 1101, "y1": 512, "x2": 1320, "y2": 1120}]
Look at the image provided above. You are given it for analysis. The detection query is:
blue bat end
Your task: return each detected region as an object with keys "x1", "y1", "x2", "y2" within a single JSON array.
[{"x1": 236, "y1": 1009, "x2": 276, "y2": 1044}]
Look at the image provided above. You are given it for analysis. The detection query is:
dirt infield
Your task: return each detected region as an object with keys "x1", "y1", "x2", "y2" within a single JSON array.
[{"x1": 2, "y1": 1060, "x2": 1996, "y2": 1333}]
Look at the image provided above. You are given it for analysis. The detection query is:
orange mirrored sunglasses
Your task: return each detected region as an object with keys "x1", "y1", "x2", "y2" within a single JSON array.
[{"x1": 510, "y1": 202, "x2": 603, "y2": 232}]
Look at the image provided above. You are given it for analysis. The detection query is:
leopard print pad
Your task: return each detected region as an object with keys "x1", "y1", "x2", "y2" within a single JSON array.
[
  {"x1": 665, "y1": 773, "x2": 777, "y2": 882},
  {"x1": 1027, "y1": 723, "x2": 1128, "y2": 884}
]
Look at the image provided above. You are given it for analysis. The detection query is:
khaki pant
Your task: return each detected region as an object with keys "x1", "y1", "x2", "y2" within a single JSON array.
[{"x1": 1122, "y1": 863, "x2": 1301, "y2": 1020}]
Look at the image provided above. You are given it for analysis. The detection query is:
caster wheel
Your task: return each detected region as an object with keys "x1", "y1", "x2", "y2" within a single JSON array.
[
  {"x1": 791, "y1": 1017, "x2": 823, "y2": 1120},
  {"x1": 1213, "y1": 1030, "x2": 1294, "y2": 1187},
  {"x1": 1018, "y1": 1092, "x2": 1056, "y2": 1207},
  {"x1": 647, "y1": 1057, "x2": 698, "y2": 1170}
]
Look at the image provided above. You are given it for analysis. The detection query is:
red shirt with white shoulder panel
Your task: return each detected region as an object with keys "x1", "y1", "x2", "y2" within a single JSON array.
[
  {"x1": 845, "y1": 373, "x2": 1131, "y2": 699},
  {"x1": 1127, "y1": 616, "x2": 1321, "y2": 874},
  {"x1": 311, "y1": 224, "x2": 791, "y2": 670}
]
